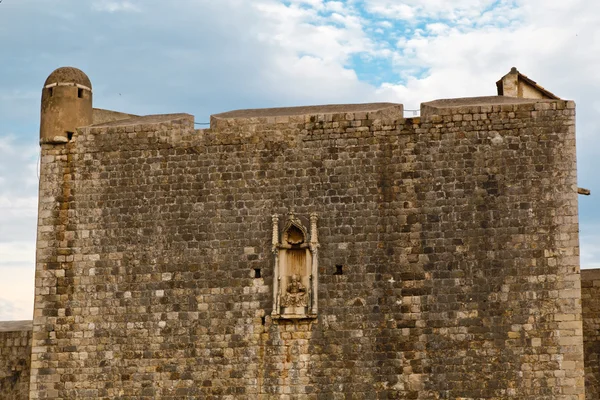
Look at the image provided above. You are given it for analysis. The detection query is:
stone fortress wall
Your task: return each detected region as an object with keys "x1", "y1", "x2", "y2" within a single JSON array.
[
  {"x1": 582, "y1": 269, "x2": 600, "y2": 398},
  {"x1": 0, "y1": 67, "x2": 597, "y2": 399},
  {"x1": 0, "y1": 322, "x2": 32, "y2": 400}
]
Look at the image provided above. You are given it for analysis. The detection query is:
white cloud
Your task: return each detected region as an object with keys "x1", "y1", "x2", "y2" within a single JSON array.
[
  {"x1": 426, "y1": 23, "x2": 449, "y2": 35},
  {"x1": 0, "y1": 265, "x2": 34, "y2": 321},
  {"x1": 366, "y1": 1, "x2": 415, "y2": 20},
  {"x1": 286, "y1": 0, "x2": 325, "y2": 8},
  {"x1": 0, "y1": 135, "x2": 39, "y2": 198},
  {"x1": 378, "y1": 20, "x2": 393, "y2": 29},
  {"x1": 325, "y1": 1, "x2": 346, "y2": 13},
  {"x1": 252, "y1": 0, "x2": 376, "y2": 64},
  {"x1": 92, "y1": 1, "x2": 141, "y2": 13},
  {"x1": 0, "y1": 241, "x2": 35, "y2": 268},
  {"x1": 580, "y1": 231, "x2": 600, "y2": 270},
  {"x1": 363, "y1": 0, "x2": 506, "y2": 24},
  {"x1": 366, "y1": 0, "x2": 600, "y2": 110},
  {"x1": 0, "y1": 135, "x2": 37, "y2": 320}
]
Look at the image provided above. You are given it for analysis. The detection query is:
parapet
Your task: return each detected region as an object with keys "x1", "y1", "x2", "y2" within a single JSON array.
[
  {"x1": 420, "y1": 95, "x2": 563, "y2": 116},
  {"x1": 92, "y1": 108, "x2": 138, "y2": 125},
  {"x1": 79, "y1": 113, "x2": 196, "y2": 148},
  {"x1": 582, "y1": 268, "x2": 600, "y2": 284},
  {"x1": 0, "y1": 320, "x2": 32, "y2": 332},
  {"x1": 89, "y1": 112, "x2": 193, "y2": 128},
  {"x1": 210, "y1": 102, "x2": 403, "y2": 129}
]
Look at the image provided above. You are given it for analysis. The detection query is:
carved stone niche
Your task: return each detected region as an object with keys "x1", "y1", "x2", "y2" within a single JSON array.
[{"x1": 271, "y1": 211, "x2": 319, "y2": 319}]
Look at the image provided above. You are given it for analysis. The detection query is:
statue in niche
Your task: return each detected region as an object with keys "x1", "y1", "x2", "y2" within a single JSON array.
[{"x1": 271, "y1": 211, "x2": 319, "y2": 319}]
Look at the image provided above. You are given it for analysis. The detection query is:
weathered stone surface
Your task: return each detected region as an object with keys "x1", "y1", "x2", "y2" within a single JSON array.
[
  {"x1": 40, "y1": 67, "x2": 92, "y2": 145},
  {"x1": 582, "y1": 269, "x2": 600, "y2": 399},
  {"x1": 27, "y1": 97, "x2": 584, "y2": 399},
  {"x1": 91, "y1": 108, "x2": 138, "y2": 125},
  {"x1": 0, "y1": 322, "x2": 32, "y2": 400}
]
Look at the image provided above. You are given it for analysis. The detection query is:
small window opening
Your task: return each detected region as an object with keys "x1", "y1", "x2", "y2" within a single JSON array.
[
  {"x1": 254, "y1": 268, "x2": 261, "y2": 278},
  {"x1": 260, "y1": 316, "x2": 266, "y2": 325},
  {"x1": 66, "y1": 131, "x2": 74, "y2": 141},
  {"x1": 49, "y1": 87, "x2": 53, "y2": 97},
  {"x1": 77, "y1": 88, "x2": 83, "y2": 98},
  {"x1": 334, "y1": 265, "x2": 344, "y2": 275}
]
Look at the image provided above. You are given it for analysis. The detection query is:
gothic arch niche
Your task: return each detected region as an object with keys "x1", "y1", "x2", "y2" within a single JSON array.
[{"x1": 272, "y1": 212, "x2": 319, "y2": 319}]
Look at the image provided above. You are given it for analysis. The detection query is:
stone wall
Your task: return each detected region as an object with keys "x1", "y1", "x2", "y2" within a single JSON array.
[
  {"x1": 91, "y1": 108, "x2": 138, "y2": 125},
  {"x1": 582, "y1": 268, "x2": 600, "y2": 399},
  {"x1": 0, "y1": 321, "x2": 32, "y2": 400},
  {"x1": 31, "y1": 98, "x2": 583, "y2": 399}
]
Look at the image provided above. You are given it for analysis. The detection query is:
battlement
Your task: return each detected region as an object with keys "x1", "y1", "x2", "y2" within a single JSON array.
[
  {"x1": 64, "y1": 96, "x2": 574, "y2": 150},
  {"x1": 62, "y1": 96, "x2": 575, "y2": 139}
]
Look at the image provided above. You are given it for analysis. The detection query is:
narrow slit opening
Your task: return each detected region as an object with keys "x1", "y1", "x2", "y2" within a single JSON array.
[
  {"x1": 66, "y1": 131, "x2": 74, "y2": 141},
  {"x1": 254, "y1": 268, "x2": 261, "y2": 278},
  {"x1": 334, "y1": 265, "x2": 344, "y2": 275},
  {"x1": 78, "y1": 88, "x2": 83, "y2": 98}
]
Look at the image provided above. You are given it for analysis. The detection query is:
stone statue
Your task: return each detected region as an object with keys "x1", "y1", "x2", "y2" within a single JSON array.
[{"x1": 281, "y1": 274, "x2": 307, "y2": 307}]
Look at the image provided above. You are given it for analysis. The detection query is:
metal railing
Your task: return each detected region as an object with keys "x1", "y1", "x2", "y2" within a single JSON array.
[{"x1": 403, "y1": 109, "x2": 420, "y2": 118}]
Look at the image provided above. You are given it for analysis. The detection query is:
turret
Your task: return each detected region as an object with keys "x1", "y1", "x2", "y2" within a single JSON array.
[{"x1": 40, "y1": 67, "x2": 93, "y2": 144}]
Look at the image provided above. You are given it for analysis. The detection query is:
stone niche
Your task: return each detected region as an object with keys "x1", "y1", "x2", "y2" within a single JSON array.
[{"x1": 271, "y1": 212, "x2": 319, "y2": 319}]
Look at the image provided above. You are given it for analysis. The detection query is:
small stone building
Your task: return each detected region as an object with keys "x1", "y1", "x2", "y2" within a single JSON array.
[{"x1": 1, "y1": 67, "x2": 599, "y2": 399}]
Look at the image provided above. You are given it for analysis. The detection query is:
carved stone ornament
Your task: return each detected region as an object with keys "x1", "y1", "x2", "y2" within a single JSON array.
[{"x1": 271, "y1": 211, "x2": 319, "y2": 319}]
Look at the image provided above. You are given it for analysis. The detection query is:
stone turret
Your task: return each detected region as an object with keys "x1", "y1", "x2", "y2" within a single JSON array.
[{"x1": 40, "y1": 66, "x2": 93, "y2": 144}]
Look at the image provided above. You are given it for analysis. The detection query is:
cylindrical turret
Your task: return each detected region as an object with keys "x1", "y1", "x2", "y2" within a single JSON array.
[{"x1": 40, "y1": 67, "x2": 93, "y2": 144}]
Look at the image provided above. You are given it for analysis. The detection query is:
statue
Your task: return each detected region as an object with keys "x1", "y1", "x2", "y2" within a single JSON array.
[{"x1": 281, "y1": 274, "x2": 307, "y2": 307}]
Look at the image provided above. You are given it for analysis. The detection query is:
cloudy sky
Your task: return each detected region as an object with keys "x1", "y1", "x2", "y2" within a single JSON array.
[{"x1": 0, "y1": 0, "x2": 598, "y2": 321}]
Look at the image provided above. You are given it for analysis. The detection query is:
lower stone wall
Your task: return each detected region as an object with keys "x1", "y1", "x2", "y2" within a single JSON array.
[
  {"x1": 0, "y1": 321, "x2": 32, "y2": 400},
  {"x1": 582, "y1": 269, "x2": 600, "y2": 399}
]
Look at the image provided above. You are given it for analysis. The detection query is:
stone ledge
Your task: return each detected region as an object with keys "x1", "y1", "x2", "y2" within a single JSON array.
[
  {"x1": 271, "y1": 314, "x2": 318, "y2": 321},
  {"x1": 210, "y1": 103, "x2": 404, "y2": 129},
  {"x1": 421, "y1": 96, "x2": 574, "y2": 117},
  {"x1": 89, "y1": 113, "x2": 194, "y2": 128},
  {"x1": 213, "y1": 102, "x2": 402, "y2": 119},
  {"x1": 0, "y1": 320, "x2": 32, "y2": 332},
  {"x1": 92, "y1": 108, "x2": 139, "y2": 125},
  {"x1": 582, "y1": 268, "x2": 600, "y2": 281}
]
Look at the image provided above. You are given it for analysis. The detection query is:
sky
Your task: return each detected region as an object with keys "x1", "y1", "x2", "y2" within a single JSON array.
[{"x1": 0, "y1": 0, "x2": 598, "y2": 321}]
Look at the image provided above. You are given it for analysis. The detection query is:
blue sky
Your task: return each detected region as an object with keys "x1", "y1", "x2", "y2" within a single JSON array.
[{"x1": 0, "y1": 0, "x2": 598, "y2": 320}]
